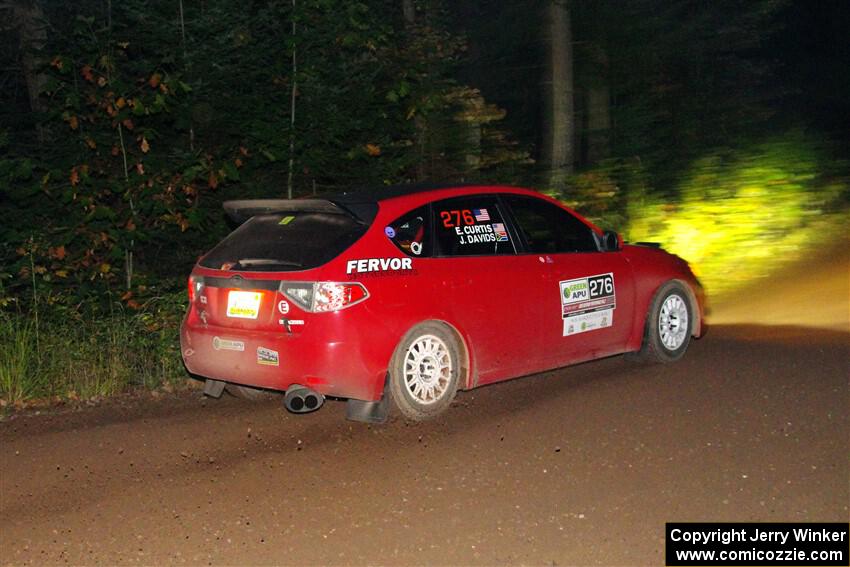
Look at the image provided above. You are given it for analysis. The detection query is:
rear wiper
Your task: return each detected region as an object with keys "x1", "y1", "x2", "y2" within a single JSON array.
[{"x1": 233, "y1": 258, "x2": 303, "y2": 269}]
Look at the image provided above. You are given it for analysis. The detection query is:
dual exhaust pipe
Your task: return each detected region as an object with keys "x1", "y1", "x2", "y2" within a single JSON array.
[{"x1": 284, "y1": 384, "x2": 324, "y2": 413}]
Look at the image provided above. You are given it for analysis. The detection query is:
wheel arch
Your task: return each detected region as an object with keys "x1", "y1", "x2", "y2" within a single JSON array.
[
  {"x1": 673, "y1": 278, "x2": 702, "y2": 338},
  {"x1": 436, "y1": 319, "x2": 473, "y2": 391}
]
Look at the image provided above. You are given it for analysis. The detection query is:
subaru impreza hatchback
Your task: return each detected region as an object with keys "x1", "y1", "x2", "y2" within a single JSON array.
[{"x1": 180, "y1": 184, "x2": 705, "y2": 421}]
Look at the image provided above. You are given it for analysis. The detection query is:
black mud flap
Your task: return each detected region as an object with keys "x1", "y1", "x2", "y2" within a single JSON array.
[
  {"x1": 203, "y1": 379, "x2": 226, "y2": 398},
  {"x1": 346, "y1": 398, "x2": 389, "y2": 423},
  {"x1": 346, "y1": 380, "x2": 389, "y2": 423}
]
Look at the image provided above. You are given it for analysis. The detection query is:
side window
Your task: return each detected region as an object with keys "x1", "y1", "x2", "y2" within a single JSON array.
[
  {"x1": 433, "y1": 197, "x2": 514, "y2": 257},
  {"x1": 387, "y1": 206, "x2": 431, "y2": 257},
  {"x1": 503, "y1": 195, "x2": 598, "y2": 253}
]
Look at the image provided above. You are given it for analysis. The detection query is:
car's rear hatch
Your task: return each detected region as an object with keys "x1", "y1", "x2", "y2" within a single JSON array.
[{"x1": 190, "y1": 198, "x2": 375, "y2": 331}]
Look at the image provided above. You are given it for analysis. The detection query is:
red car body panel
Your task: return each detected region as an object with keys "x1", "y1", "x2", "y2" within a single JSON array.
[{"x1": 180, "y1": 185, "x2": 705, "y2": 402}]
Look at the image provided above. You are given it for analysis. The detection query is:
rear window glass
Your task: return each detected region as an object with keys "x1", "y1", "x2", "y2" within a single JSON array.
[{"x1": 199, "y1": 212, "x2": 367, "y2": 271}]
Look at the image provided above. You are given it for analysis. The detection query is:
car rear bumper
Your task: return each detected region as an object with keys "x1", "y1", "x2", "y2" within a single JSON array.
[{"x1": 180, "y1": 316, "x2": 388, "y2": 401}]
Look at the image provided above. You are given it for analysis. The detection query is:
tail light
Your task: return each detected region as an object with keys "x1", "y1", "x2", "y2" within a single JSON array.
[
  {"x1": 281, "y1": 282, "x2": 369, "y2": 313},
  {"x1": 188, "y1": 275, "x2": 205, "y2": 302}
]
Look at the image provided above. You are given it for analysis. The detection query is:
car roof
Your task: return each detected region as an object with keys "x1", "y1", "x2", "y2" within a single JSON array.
[
  {"x1": 322, "y1": 183, "x2": 531, "y2": 204},
  {"x1": 224, "y1": 184, "x2": 543, "y2": 225}
]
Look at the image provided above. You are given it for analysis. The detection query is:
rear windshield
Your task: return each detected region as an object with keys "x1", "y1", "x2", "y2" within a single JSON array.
[{"x1": 199, "y1": 212, "x2": 367, "y2": 271}]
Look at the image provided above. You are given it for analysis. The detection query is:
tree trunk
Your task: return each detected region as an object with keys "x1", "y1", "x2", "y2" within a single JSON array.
[
  {"x1": 13, "y1": 0, "x2": 48, "y2": 142},
  {"x1": 402, "y1": 0, "x2": 415, "y2": 24},
  {"x1": 586, "y1": 82, "x2": 610, "y2": 164},
  {"x1": 457, "y1": 91, "x2": 483, "y2": 182},
  {"x1": 402, "y1": 0, "x2": 428, "y2": 181},
  {"x1": 287, "y1": 0, "x2": 297, "y2": 199},
  {"x1": 542, "y1": 0, "x2": 574, "y2": 188}
]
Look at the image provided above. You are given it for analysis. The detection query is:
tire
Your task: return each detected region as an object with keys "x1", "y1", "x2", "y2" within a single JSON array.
[
  {"x1": 388, "y1": 322, "x2": 461, "y2": 421},
  {"x1": 225, "y1": 383, "x2": 277, "y2": 401},
  {"x1": 634, "y1": 281, "x2": 694, "y2": 363}
]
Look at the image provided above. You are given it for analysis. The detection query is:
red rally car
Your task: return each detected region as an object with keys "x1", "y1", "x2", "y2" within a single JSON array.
[{"x1": 180, "y1": 184, "x2": 705, "y2": 422}]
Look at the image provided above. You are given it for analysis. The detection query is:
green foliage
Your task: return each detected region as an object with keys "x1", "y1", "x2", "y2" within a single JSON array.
[
  {"x1": 539, "y1": 158, "x2": 646, "y2": 230},
  {"x1": 538, "y1": 133, "x2": 848, "y2": 300},
  {"x1": 0, "y1": 292, "x2": 187, "y2": 405},
  {"x1": 0, "y1": 0, "x2": 528, "y2": 402},
  {"x1": 1, "y1": 0, "x2": 523, "y2": 312},
  {"x1": 0, "y1": 314, "x2": 41, "y2": 404},
  {"x1": 1, "y1": 4, "x2": 215, "y2": 305},
  {"x1": 624, "y1": 134, "x2": 849, "y2": 297}
]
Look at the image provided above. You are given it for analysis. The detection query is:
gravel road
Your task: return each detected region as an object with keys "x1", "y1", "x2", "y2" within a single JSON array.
[{"x1": 2, "y1": 323, "x2": 847, "y2": 565}]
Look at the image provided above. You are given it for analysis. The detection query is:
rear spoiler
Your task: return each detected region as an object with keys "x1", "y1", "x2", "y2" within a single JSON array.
[{"x1": 223, "y1": 199, "x2": 376, "y2": 225}]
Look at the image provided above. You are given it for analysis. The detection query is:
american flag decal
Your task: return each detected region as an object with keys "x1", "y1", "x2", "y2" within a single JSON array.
[
  {"x1": 473, "y1": 208, "x2": 490, "y2": 221},
  {"x1": 492, "y1": 222, "x2": 509, "y2": 241}
]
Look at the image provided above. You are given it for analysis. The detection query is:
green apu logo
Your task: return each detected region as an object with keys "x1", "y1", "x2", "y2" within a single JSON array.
[{"x1": 563, "y1": 282, "x2": 587, "y2": 300}]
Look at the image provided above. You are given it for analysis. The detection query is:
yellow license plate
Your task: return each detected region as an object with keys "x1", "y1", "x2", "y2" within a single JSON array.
[{"x1": 226, "y1": 291, "x2": 262, "y2": 319}]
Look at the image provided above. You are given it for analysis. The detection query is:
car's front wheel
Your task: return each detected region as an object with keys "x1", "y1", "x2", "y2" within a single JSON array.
[
  {"x1": 388, "y1": 322, "x2": 461, "y2": 421},
  {"x1": 636, "y1": 281, "x2": 694, "y2": 363}
]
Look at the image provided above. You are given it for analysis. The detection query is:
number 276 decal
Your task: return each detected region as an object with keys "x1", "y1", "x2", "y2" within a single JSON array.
[
  {"x1": 588, "y1": 273, "x2": 614, "y2": 298},
  {"x1": 440, "y1": 209, "x2": 475, "y2": 228}
]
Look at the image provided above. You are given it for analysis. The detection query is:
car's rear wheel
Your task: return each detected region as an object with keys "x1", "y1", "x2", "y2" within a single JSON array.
[
  {"x1": 388, "y1": 322, "x2": 461, "y2": 421},
  {"x1": 225, "y1": 383, "x2": 277, "y2": 401},
  {"x1": 635, "y1": 281, "x2": 693, "y2": 363}
]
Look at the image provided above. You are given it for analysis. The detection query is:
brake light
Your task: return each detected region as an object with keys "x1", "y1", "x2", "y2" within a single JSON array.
[
  {"x1": 188, "y1": 275, "x2": 205, "y2": 302},
  {"x1": 314, "y1": 282, "x2": 368, "y2": 312},
  {"x1": 280, "y1": 282, "x2": 369, "y2": 313}
]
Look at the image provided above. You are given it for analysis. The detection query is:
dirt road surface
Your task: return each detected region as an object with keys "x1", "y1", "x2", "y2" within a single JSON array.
[
  {"x1": 709, "y1": 240, "x2": 849, "y2": 331},
  {"x1": 1, "y1": 323, "x2": 847, "y2": 565}
]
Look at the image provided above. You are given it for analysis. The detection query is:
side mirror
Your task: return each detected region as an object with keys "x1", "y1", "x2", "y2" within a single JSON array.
[{"x1": 602, "y1": 230, "x2": 621, "y2": 252}]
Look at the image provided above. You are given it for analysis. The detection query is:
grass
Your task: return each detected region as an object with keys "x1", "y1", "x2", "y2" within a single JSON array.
[
  {"x1": 0, "y1": 292, "x2": 188, "y2": 406},
  {"x1": 0, "y1": 315, "x2": 39, "y2": 403}
]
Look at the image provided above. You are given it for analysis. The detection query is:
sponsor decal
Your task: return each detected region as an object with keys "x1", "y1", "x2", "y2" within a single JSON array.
[
  {"x1": 492, "y1": 222, "x2": 509, "y2": 242},
  {"x1": 455, "y1": 223, "x2": 497, "y2": 245},
  {"x1": 439, "y1": 209, "x2": 477, "y2": 228},
  {"x1": 346, "y1": 257, "x2": 413, "y2": 275},
  {"x1": 473, "y1": 208, "x2": 490, "y2": 221},
  {"x1": 562, "y1": 280, "x2": 587, "y2": 301},
  {"x1": 279, "y1": 319, "x2": 305, "y2": 326},
  {"x1": 563, "y1": 311, "x2": 613, "y2": 336},
  {"x1": 410, "y1": 241, "x2": 423, "y2": 255},
  {"x1": 278, "y1": 215, "x2": 295, "y2": 225},
  {"x1": 278, "y1": 300, "x2": 290, "y2": 315},
  {"x1": 384, "y1": 226, "x2": 396, "y2": 238},
  {"x1": 212, "y1": 336, "x2": 245, "y2": 351},
  {"x1": 559, "y1": 272, "x2": 616, "y2": 336},
  {"x1": 257, "y1": 346, "x2": 279, "y2": 366},
  {"x1": 437, "y1": 208, "x2": 508, "y2": 246}
]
